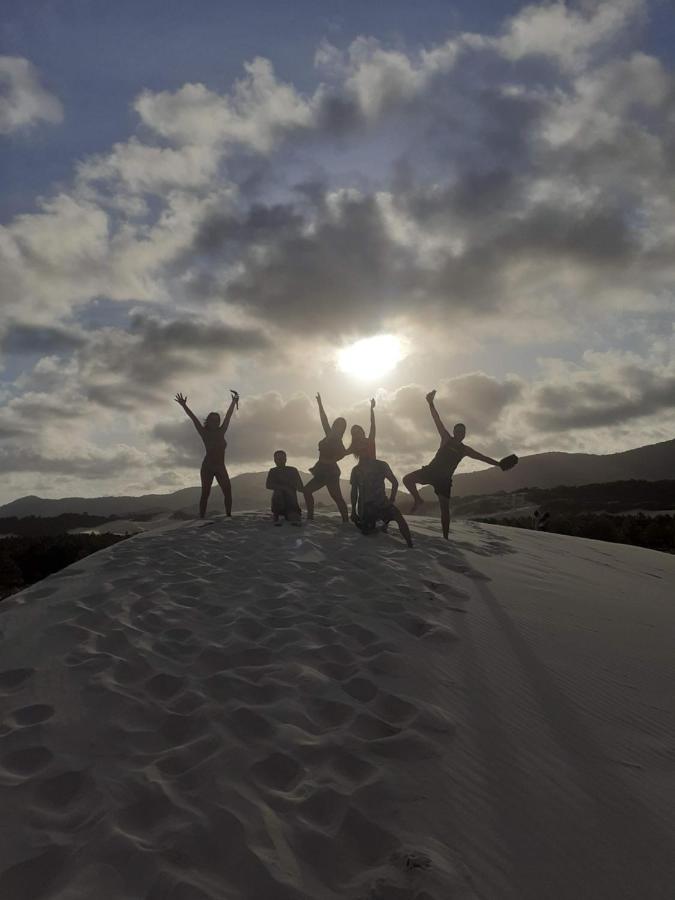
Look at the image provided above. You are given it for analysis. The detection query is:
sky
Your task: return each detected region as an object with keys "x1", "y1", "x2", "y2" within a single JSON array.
[{"x1": 1, "y1": 0, "x2": 674, "y2": 504}]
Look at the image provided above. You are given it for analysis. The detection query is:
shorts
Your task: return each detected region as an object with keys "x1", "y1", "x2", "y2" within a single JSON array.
[
  {"x1": 417, "y1": 464, "x2": 452, "y2": 499},
  {"x1": 271, "y1": 490, "x2": 301, "y2": 519},
  {"x1": 308, "y1": 461, "x2": 341, "y2": 489},
  {"x1": 359, "y1": 501, "x2": 396, "y2": 533}
]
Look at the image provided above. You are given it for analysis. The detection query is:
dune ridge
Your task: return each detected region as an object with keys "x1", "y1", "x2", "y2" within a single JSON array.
[{"x1": 0, "y1": 514, "x2": 674, "y2": 899}]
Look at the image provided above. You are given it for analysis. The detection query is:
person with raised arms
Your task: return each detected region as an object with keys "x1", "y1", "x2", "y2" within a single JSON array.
[
  {"x1": 175, "y1": 390, "x2": 239, "y2": 518},
  {"x1": 403, "y1": 389, "x2": 518, "y2": 539},
  {"x1": 303, "y1": 393, "x2": 349, "y2": 522}
]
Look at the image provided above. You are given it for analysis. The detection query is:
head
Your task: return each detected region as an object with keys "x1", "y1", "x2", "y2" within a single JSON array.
[
  {"x1": 331, "y1": 417, "x2": 347, "y2": 439},
  {"x1": 273, "y1": 450, "x2": 287, "y2": 467},
  {"x1": 453, "y1": 423, "x2": 466, "y2": 442},
  {"x1": 348, "y1": 424, "x2": 367, "y2": 458},
  {"x1": 204, "y1": 412, "x2": 220, "y2": 430}
]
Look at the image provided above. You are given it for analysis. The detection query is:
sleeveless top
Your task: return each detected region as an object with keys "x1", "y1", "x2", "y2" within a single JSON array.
[
  {"x1": 318, "y1": 433, "x2": 345, "y2": 463},
  {"x1": 430, "y1": 436, "x2": 465, "y2": 474}
]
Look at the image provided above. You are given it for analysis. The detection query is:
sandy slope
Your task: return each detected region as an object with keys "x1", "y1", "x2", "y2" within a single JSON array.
[{"x1": 0, "y1": 514, "x2": 673, "y2": 900}]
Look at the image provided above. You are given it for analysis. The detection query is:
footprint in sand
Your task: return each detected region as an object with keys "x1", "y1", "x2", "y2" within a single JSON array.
[
  {"x1": 0, "y1": 668, "x2": 34, "y2": 692},
  {"x1": 1, "y1": 745, "x2": 53, "y2": 776},
  {"x1": 10, "y1": 704, "x2": 55, "y2": 727}
]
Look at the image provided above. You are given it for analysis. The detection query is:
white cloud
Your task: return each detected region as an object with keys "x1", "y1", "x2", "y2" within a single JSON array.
[
  {"x1": 0, "y1": 56, "x2": 63, "y2": 134},
  {"x1": 497, "y1": 0, "x2": 645, "y2": 73}
]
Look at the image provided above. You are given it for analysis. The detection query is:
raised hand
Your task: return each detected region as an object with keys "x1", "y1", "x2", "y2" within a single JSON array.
[
  {"x1": 370, "y1": 398, "x2": 376, "y2": 409},
  {"x1": 316, "y1": 392, "x2": 322, "y2": 404},
  {"x1": 230, "y1": 389, "x2": 240, "y2": 409},
  {"x1": 425, "y1": 389, "x2": 437, "y2": 405},
  {"x1": 175, "y1": 392, "x2": 188, "y2": 407}
]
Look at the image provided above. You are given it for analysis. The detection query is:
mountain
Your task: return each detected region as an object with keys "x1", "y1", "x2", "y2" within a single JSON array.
[
  {"x1": 449, "y1": 437, "x2": 675, "y2": 497},
  {"x1": 2, "y1": 438, "x2": 673, "y2": 517},
  {"x1": 0, "y1": 472, "x2": 351, "y2": 519}
]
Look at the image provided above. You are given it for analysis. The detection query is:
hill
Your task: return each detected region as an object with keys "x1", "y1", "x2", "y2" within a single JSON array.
[
  {"x1": 2, "y1": 438, "x2": 674, "y2": 518},
  {"x1": 1, "y1": 514, "x2": 673, "y2": 898}
]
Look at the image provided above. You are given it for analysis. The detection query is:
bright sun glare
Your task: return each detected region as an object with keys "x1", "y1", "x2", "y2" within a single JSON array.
[{"x1": 337, "y1": 334, "x2": 405, "y2": 381}]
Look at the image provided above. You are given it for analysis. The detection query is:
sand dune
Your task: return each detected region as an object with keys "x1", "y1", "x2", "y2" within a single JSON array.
[{"x1": 0, "y1": 513, "x2": 674, "y2": 899}]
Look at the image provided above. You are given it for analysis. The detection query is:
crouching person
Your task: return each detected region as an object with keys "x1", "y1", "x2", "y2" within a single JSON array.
[
  {"x1": 350, "y1": 458, "x2": 413, "y2": 548},
  {"x1": 266, "y1": 450, "x2": 305, "y2": 526}
]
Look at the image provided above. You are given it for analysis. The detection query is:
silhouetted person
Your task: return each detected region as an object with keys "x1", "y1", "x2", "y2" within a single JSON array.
[
  {"x1": 350, "y1": 457, "x2": 413, "y2": 547},
  {"x1": 403, "y1": 389, "x2": 517, "y2": 539},
  {"x1": 266, "y1": 450, "x2": 304, "y2": 526},
  {"x1": 304, "y1": 393, "x2": 349, "y2": 522},
  {"x1": 175, "y1": 390, "x2": 239, "y2": 518},
  {"x1": 346, "y1": 398, "x2": 376, "y2": 461}
]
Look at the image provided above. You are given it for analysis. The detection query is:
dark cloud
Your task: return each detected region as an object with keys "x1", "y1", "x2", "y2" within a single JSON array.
[
  {"x1": 527, "y1": 364, "x2": 675, "y2": 431},
  {"x1": 2, "y1": 323, "x2": 86, "y2": 356}
]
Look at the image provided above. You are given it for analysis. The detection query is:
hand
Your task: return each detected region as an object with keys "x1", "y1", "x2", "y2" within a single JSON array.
[
  {"x1": 175, "y1": 392, "x2": 187, "y2": 407},
  {"x1": 316, "y1": 392, "x2": 322, "y2": 404},
  {"x1": 425, "y1": 389, "x2": 436, "y2": 405},
  {"x1": 370, "y1": 398, "x2": 376, "y2": 409},
  {"x1": 230, "y1": 389, "x2": 240, "y2": 408}
]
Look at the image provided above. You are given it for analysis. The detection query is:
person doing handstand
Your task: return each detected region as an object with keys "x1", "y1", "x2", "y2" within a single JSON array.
[
  {"x1": 175, "y1": 390, "x2": 239, "y2": 518},
  {"x1": 266, "y1": 450, "x2": 304, "y2": 526},
  {"x1": 403, "y1": 389, "x2": 517, "y2": 539},
  {"x1": 303, "y1": 393, "x2": 349, "y2": 522},
  {"x1": 351, "y1": 457, "x2": 413, "y2": 548}
]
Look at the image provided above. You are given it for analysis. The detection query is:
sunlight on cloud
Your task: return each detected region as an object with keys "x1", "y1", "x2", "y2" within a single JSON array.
[{"x1": 337, "y1": 334, "x2": 406, "y2": 381}]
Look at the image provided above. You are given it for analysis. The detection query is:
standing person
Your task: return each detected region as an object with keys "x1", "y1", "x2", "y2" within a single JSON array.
[
  {"x1": 403, "y1": 389, "x2": 517, "y2": 539},
  {"x1": 303, "y1": 393, "x2": 349, "y2": 522},
  {"x1": 266, "y1": 450, "x2": 304, "y2": 526},
  {"x1": 346, "y1": 398, "x2": 377, "y2": 461},
  {"x1": 350, "y1": 457, "x2": 413, "y2": 548},
  {"x1": 174, "y1": 390, "x2": 239, "y2": 518}
]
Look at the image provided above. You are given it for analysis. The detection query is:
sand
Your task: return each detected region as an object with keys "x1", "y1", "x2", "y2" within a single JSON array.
[{"x1": 0, "y1": 512, "x2": 674, "y2": 899}]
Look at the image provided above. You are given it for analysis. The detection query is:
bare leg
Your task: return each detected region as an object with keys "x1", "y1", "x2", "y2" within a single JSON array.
[
  {"x1": 438, "y1": 494, "x2": 451, "y2": 539},
  {"x1": 303, "y1": 477, "x2": 322, "y2": 521},
  {"x1": 327, "y1": 482, "x2": 349, "y2": 523},
  {"x1": 214, "y1": 467, "x2": 232, "y2": 516},
  {"x1": 200, "y1": 463, "x2": 214, "y2": 518},
  {"x1": 403, "y1": 470, "x2": 426, "y2": 512},
  {"x1": 391, "y1": 508, "x2": 413, "y2": 547}
]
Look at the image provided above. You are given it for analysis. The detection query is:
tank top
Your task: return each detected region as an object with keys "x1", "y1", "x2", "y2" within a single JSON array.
[
  {"x1": 430, "y1": 437, "x2": 465, "y2": 474},
  {"x1": 318, "y1": 434, "x2": 345, "y2": 463}
]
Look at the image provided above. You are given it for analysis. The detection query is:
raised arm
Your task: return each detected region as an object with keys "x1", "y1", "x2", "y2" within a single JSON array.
[
  {"x1": 426, "y1": 390, "x2": 449, "y2": 440},
  {"x1": 463, "y1": 445, "x2": 500, "y2": 467},
  {"x1": 220, "y1": 391, "x2": 238, "y2": 433},
  {"x1": 383, "y1": 464, "x2": 398, "y2": 504},
  {"x1": 316, "y1": 393, "x2": 331, "y2": 436},
  {"x1": 368, "y1": 397, "x2": 376, "y2": 441},
  {"x1": 175, "y1": 393, "x2": 204, "y2": 436}
]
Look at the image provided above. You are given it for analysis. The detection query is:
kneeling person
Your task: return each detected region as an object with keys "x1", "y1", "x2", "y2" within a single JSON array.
[
  {"x1": 266, "y1": 451, "x2": 304, "y2": 525},
  {"x1": 350, "y1": 458, "x2": 413, "y2": 548}
]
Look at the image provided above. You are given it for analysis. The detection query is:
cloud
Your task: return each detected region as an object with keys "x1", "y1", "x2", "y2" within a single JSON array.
[
  {"x1": 0, "y1": 56, "x2": 63, "y2": 134},
  {"x1": 525, "y1": 353, "x2": 675, "y2": 431},
  {"x1": 497, "y1": 0, "x2": 645, "y2": 73}
]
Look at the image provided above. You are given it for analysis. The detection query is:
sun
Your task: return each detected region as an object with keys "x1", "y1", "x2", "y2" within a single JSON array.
[{"x1": 337, "y1": 334, "x2": 406, "y2": 381}]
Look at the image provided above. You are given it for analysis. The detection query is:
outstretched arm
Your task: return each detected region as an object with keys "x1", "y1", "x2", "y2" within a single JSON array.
[
  {"x1": 221, "y1": 393, "x2": 238, "y2": 433},
  {"x1": 426, "y1": 390, "x2": 449, "y2": 440},
  {"x1": 175, "y1": 393, "x2": 204, "y2": 436},
  {"x1": 316, "y1": 393, "x2": 331, "y2": 436},
  {"x1": 463, "y1": 445, "x2": 500, "y2": 467},
  {"x1": 368, "y1": 398, "x2": 376, "y2": 442},
  {"x1": 384, "y1": 464, "x2": 398, "y2": 504}
]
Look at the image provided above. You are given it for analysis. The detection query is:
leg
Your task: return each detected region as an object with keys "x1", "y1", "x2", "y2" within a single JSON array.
[
  {"x1": 200, "y1": 462, "x2": 214, "y2": 518},
  {"x1": 214, "y1": 467, "x2": 232, "y2": 516},
  {"x1": 303, "y1": 477, "x2": 323, "y2": 521},
  {"x1": 391, "y1": 508, "x2": 413, "y2": 548},
  {"x1": 438, "y1": 493, "x2": 451, "y2": 539},
  {"x1": 326, "y1": 481, "x2": 349, "y2": 523},
  {"x1": 403, "y1": 469, "x2": 426, "y2": 512}
]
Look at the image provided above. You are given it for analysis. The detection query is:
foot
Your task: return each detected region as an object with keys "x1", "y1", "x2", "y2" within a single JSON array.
[{"x1": 274, "y1": 521, "x2": 283, "y2": 527}]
